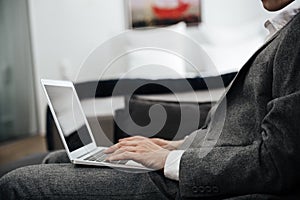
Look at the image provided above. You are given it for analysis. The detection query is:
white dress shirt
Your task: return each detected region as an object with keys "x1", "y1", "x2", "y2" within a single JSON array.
[
  {"x1": 264, "y1": 3, "x2": 300, "y2": 40},
  {"x1": 163, "y1": 3, "x2": 300, "y2": 181}
]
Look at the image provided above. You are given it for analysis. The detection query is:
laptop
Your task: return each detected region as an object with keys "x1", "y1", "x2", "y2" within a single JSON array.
[{"x1": 41, "y1": 79, "x2": 151, "y2": 170}]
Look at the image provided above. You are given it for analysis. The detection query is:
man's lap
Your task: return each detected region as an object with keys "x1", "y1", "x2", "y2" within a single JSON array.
[{"x1": 0, "y1": 150, "x2": 178, "y2": 199}]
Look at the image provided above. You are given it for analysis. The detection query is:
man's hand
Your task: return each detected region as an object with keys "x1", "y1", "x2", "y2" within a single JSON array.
[
  {"x1": 150, "y1": 138, "x2": 184, "y2": 150},
  {"x1": 104, "y1": 137, "x2": 172, "y2": 170},
  {"x1": 120, "y1": 136, "x2": 184, "y2": 150}
]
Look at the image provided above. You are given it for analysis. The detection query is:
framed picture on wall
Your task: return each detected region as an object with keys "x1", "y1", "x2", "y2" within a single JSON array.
[{"x1": 127, "y1": 0, "x2": 202, "y2": 29}]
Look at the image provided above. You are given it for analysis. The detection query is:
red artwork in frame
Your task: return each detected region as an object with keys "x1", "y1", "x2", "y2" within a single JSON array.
[{"x1": 128, "y1": 0, "x2": 201, "y2": 28}]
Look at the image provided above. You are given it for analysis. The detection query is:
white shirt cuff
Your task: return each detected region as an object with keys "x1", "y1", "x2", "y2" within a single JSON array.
[{"x1": 164, "y1": 150, "x2": 185, "y2": 181}]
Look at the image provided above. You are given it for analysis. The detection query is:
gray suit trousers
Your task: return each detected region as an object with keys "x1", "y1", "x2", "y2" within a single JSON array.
[{"x1": 0, "y1": 150, "x2": 179, "y2": 200}]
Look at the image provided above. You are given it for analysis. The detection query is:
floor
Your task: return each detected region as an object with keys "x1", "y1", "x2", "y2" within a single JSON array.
[{"x1": 0, "y1": 135, "x2": 47, "y2": 165}]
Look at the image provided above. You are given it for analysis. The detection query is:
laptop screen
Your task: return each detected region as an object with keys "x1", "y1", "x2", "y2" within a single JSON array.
[{"x1": 45, "y1": 85, "x2": 93, "y2": 152}]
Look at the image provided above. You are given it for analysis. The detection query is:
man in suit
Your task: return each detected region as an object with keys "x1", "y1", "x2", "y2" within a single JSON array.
[{"x1": 1, "y1": 0, "x2": 300, "y2": 199}]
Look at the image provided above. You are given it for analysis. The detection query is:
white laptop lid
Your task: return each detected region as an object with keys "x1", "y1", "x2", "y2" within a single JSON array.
[{"x1": 41, "y1": 79, "x2": 97, "y2": 160}]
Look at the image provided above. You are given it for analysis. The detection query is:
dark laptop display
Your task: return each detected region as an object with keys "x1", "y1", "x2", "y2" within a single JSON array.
[{"x1": 44, "y1": 85, "x2": 92, "y2": 152}]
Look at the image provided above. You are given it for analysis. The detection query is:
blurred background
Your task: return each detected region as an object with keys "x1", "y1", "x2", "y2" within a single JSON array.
[{"x1": 0, "y1": 0, "x2": 297, "y2": 171}]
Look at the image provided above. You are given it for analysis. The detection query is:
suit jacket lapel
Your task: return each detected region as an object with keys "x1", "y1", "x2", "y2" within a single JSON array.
[
  {"x1": 200, "y1": 31, "x2": 282, "y2": 149},
  {"x1": 217, "y1": 30, "x2": 281, "y2": 102}
]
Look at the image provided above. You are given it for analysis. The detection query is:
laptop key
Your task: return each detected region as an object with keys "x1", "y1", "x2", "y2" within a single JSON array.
[
  {"x1": 84, "y1": 149, "x2": 106, "y2": 161},
  {"x1": 84, "y1": 149, "x2": 128, "y2": 165},
  {"x1": 118, "y1": 160, "x2": 128, "y2": 164},
  {"x1": 95, "y1": 154, "x2": 107, "y2": 162}
]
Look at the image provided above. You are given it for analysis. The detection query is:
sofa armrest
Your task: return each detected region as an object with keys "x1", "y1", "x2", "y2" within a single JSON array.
[{"x1": 114, "y1": 97, "x2": 214, "y2": 143}]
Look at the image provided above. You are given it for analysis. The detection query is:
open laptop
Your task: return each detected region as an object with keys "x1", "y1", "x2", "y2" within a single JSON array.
[{"x1": 41, "y1": 79, "x2": 151, "y2": 170}]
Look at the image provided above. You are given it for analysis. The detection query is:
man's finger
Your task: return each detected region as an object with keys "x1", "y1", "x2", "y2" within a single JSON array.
[
  {"x1": 104, "y1": 143, "x2": 121, "y2": 154},
  {"x1": 118, "y1": 140, "x2": 140, "y2": 147},
  {"x1": 150, "y1": 138, "x2": 167, "y2": 146},
  {"x1": 119, "y1": 136, "x2": 146, "y2": 142},
  {"x1": 105, "y1": 139, "x2": 142, "y2": 154},
  {"x1": 119, "y1": 146, "x2": 137, "y2": 152},
  {"x1": 106, "y1": 151, "x2": 139, "y2": 162}
]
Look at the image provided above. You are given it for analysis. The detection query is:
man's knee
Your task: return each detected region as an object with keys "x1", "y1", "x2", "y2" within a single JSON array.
[{"x1": 0, "y1": 166, "x2": 34, "y2": 199}]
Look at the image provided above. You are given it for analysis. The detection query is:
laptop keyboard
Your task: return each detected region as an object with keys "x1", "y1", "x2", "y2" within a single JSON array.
[{"x1": 84, "y1": 149, "x2": 128, "y2": 165}]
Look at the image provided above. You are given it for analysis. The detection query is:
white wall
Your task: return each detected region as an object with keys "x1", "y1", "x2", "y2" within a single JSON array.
[
  {"x1": 202, "y1": 0, "x2": 269, "y2": 27},
  {"x1": 28, "y1": 0, "x2": 126, "y2": 134},
  {"x1": 29, "y1": 0, "x2": 280, "y2": 134}
]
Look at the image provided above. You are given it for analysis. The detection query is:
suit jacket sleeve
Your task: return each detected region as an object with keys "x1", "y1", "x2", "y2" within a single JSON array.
[{"x1": 178, "y1": 20, "x2": 300, "y2": 199}]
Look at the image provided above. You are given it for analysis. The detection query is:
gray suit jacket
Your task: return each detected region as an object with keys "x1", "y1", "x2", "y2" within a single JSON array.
[{"x1": 178, "y1": 12, "x2": 300, "y2": 199}]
